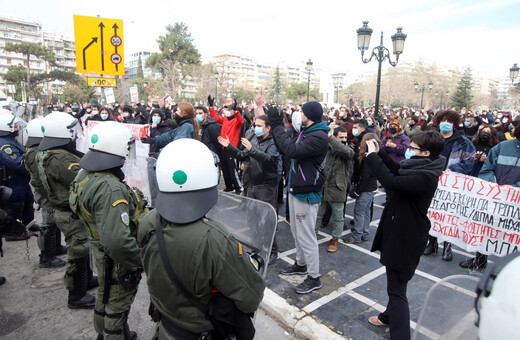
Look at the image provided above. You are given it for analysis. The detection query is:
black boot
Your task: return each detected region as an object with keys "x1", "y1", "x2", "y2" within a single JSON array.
[
  {"x1": 0, "y1": 276, "x2": 5, "y2": 286},
  {"x1": 39, "y1": 226, "x2": 66, "y2": 268},
  {"x1": 423, "y1": 236, "x2": 438, "y2": 255},
  {"x1": 442, "y1": 242, "x2": 452, "y2": 261},
  {"x1": 87, "y1": 258, "x2": 99, "y2": 290},
  {"x1": 460, "y1": 252, "x2": 487, "y2": 270},
  {"x1": 123, "y1": 322, "x2": 137, "y2": 340},
  {"x1": 68, "y1": 256, "x2": 96, "y2": 309},
  {"x1": 55, "y1": 226, "x2": 67, "y2": 256}
]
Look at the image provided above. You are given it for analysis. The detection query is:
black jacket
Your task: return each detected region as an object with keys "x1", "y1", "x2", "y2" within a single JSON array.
[
  {"x1": 271, "y1": 121, "x2": 329, "y2": 194},
  {"x1": 200, "y1": 117, "x2": 221, "y2": 155},
  {"x1": 367, "y1": 149, "x2": 445, "y2": 281},
  {"x1": 149, "y1": 120, "x2": 171, "y2": 154},
  {"x1": 225, "y1": 134, "x2": 280, "y2": 187}
]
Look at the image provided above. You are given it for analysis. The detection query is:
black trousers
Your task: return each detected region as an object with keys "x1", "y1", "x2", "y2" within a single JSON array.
[
  {"x1": 221, "y1": 151, "x2": 242, "y2": 191},
  {"x1": 378, "y1": 267, "x2": 411, "y2": 340}
]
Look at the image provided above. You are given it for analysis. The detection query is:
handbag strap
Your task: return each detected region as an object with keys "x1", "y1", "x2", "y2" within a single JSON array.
[{"x1": 155, "y1": 213, "x2": 208, "y2": 315}]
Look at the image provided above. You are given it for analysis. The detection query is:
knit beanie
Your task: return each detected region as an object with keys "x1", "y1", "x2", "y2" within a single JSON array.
[{"x1": 302, "y1": 101, "x2": 323, "y2": 122}]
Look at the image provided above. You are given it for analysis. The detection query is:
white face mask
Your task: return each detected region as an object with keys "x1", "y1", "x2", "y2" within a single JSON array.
[
  {"x1": 223, "y1": 110, "x2": 231, "y2": 117},
  {"x1": 339, "y1": 112, "x2": 345, "y2": 117},
  {"x1": 291, "y1": 111, "x2": 302, "y2": 133}
]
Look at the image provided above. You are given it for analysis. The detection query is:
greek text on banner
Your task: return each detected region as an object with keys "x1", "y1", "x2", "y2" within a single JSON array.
[{"x1": 428, "y1": 171, "x2": 520, "y2": 256}]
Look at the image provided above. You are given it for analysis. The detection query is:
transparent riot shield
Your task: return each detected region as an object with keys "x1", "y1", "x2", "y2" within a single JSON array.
[
  {"x1": 206, "y1": 192, "x2": 277, "y2": 278},
  {"x1": 122, "y1": 154, "x2": 152, "y2": 206},
  {"x1": 145, "y1": 156, "x2": 159, "y2": 207},
  {"x1": 412, "y1": 275, "x2": 479, "y2": 340}
]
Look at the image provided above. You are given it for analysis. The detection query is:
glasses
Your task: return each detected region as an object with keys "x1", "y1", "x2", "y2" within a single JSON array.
[{"x1": 408, "y1": 145, "x2": 423, "y2": 152}]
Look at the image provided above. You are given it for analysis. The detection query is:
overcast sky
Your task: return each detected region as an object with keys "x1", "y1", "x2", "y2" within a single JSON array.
[{"x1": 4, "y1": 0, "x2": 520, "y2": 79}]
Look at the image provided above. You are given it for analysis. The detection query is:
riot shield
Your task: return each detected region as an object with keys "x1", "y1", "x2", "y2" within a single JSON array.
[
  {"x1": 206, "y1": 192, "x2": 277, "y2": 278},
  {"x1": 122, "y1": 155, "x2": 152, "y2": 206},
  {"x1": 412, "y1": 275, "x2": 479, "y2": 340},
  {"x1": 145, "y1": 156, "x2": 159, "y2": 207}
]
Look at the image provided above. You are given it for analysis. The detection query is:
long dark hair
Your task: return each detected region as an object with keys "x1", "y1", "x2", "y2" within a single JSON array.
[
  {"x1": 472, "y1": 125, "x2": 499, "y2": 147},
  {"x1": 358, "y1": 132, "x2": 380, "y2": 164}
]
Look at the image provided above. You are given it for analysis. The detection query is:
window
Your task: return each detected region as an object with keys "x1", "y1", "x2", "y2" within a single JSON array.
[{"x1": 7, "y1": 58, "x2": 11, "y2": 65}]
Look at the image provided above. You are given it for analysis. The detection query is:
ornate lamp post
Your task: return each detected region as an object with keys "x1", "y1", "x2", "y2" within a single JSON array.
[
  {"x1": 435, "y1": 89, "x2": 450, "y2": 110},
  {"x1": 214, "y1": 71, "x2": 219, "y2": 106},
  {"x1": 306, "y1": 59, "x2": 313, "y2": 102},
  {"x1": 414, "y1": 81, "x2": 433, "y2": 110},
  {"x1": 357, "y1": 21, "x2": 407, "y2": 120},
  {"x1": 334, "y1": 79, "x2": 343, "y2": 103},
  {"x1": 510, "y1": 63, "x2": 519, "y2": 84}
]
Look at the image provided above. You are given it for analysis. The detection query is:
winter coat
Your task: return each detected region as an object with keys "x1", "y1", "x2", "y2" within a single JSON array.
[
  {"x1": 271, "y1": 121, "x2": 329, "y2": 194},
  {"x1": 322, "y1": 135, "x2": 354, "y2": 202},
  {"x1": 380, "y1": 131, "x2": 410, "y2": 163},
  {"x1": 209, "y1": 107, "x2": 244, "y2": 148},
  {"x1": 404, "y1": 124, "x2": 422, "y2": 138},
  {"x1": 225, "y1": 134, "x2": 280, "y2": 187},
  {"x1": 200, "y1": 117, "x2": 221, "y2": 155},
  {"x1": 479, "y1": 139, "x2": 520, "y2": 187},
  {"x1": 367, "y1": 149, "x2": 445, "y2": 281},
  {"x1": 154, "y1": 119, "x2": 195, "y2": 149},
  {"x1": 149, "y1": 120, "x2": 171, "y2": 154},
  {"x1": 443, "y1": 130, "x2": 476, "y2": 174}
]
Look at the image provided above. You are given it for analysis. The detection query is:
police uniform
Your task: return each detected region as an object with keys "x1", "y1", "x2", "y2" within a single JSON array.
[
  {"x1": 71, "y1": 168, "x2": 145, "y2": 340},
  {"x1": 0, "y1": 135, "x2": 34, "y2": 227},
  {"x1": 23, "y1": 143, "x2": 65, "y2": 267},
  {"x1": 139, "y1": 210, "x2": 265, "y2": 339}
]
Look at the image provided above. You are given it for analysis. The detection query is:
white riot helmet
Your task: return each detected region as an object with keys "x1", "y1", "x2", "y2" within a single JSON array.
[
  {"x1": 80, "y1": 121, "x2": 135, "y2": 171},
  {"x1": 24, "y1": 117, "x2": 44, "y2": 148},
  {"x1": 476, "y1": 252, "x2": 520, "y2": 340},
  {"x1": 39, "y1": 111, "x2": 78, "y2": 150},
  {"x1": 0, "y1": 113, "x2": 16, "y2": 137},
  {"x1": 155, "y1": 138, "x2": 219, "y2": 224}
]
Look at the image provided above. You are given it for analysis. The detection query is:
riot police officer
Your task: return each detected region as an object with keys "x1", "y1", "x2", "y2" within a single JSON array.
[
  {"x1": 22, "y1": 117, "x2": 66, "y2": 268},
  {"x1": 0, "y1": 113, "x2": 34, "y2": 241},
  {"x1": 37, "y1": 112, "x2": 96, "y2": 309},
  {"x1": 70, "y1": 122, "x2": 146, "y2": 340},
  {"x1": 138, "y1": 139, "x2": 265, "y2": 340}
]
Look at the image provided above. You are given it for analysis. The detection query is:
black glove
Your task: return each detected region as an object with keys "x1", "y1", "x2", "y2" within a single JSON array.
[
  {"x1": 266, "y1": 105, "x2": 284, "y2": 126},
  {"x1": 208, "y1": 95, "x2": 214, "y2": 107},
  {"x1": 141, "y1": 136, "x2": 156, "y2": 145},
  {"x1": 0, "y1": 218, "x2": 27, "y2": 238}
]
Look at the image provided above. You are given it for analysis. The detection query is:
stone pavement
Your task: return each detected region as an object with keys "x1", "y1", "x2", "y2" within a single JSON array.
[{"x1": 266, "y1": 188, "x2": 486, "y2": 339}]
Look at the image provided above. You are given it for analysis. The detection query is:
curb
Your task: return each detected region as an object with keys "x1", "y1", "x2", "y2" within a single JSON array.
[{"x1": 259, "y1": 288, "x2": 349, "y2": 340}]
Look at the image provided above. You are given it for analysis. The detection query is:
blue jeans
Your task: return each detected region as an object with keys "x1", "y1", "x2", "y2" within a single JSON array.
[{"x1": 351, "y1": 191, "x2": 375, "y2": 241}]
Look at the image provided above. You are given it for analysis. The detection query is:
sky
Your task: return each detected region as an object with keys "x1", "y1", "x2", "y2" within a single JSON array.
[{"x1": 4, "y1": 0, "x2": 520, "y2": 80}]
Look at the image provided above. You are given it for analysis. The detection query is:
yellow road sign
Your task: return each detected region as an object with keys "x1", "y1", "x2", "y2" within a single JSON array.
[
  {"x1": 74, "y1": 15, "x2": 124, "y2": 76},
  {"x1": 87, "y1": 77, "x2": 117, "y2": 87}
]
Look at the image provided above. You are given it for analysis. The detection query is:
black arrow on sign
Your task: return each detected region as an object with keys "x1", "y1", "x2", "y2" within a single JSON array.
[
  {"x1": 82, "y1": 37, "x2": 98, "y2": 70},
  {"x1": 112, "y1": 23, "x2": 119, "y2": 72},
  {"x1": 99, "y1": 22, "x2": 105, "y2": 71}
]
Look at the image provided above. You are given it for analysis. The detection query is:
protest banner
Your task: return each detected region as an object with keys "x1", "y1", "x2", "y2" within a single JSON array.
[
  {"x1": 104, "y1": 88, "x2": 115, "y2": 104},
  {"x1": 129, "y1": 87, "x2": 138, "y2": 103},
  {"x1": 428, "y1": 171, "x2": 520, "y2": 256}
]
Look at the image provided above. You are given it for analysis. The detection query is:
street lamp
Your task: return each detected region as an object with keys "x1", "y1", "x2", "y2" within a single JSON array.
[
  {"x1": 306, "y1": 59, "x2": 313, "y2": 102},
  {"x1": 510, "y1": 63, "x2": 519, "y2": 84},
  {"x1": 435, "y1": 89, "x2": 450, "y2": 110},
  {"x1": 414, "y1": 80, "x2": 433, "y2": 110},
  {"x1": 214, "y1": 71, "x2": 219, "y2": 106},
  {"x1": 334, "y1": 80, "x2": 343, "y2": 103},
  {"x1": 357, "y1": 21, "x2": 407, "y2": 120}
]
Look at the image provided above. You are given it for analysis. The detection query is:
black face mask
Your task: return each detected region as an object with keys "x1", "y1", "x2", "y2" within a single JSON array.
[
  {"x1": 341, "y1": 140, "x2": 347, "y2": 145},
  {"x1": 389, "y1": 127, "x2": 398, "y2": 134},
  {"x1": 10, "y1": 130, "x2": 19, "y2": 137},
  {"x1": 480, "y1": 132, "x2": 490, "y2": 142}
]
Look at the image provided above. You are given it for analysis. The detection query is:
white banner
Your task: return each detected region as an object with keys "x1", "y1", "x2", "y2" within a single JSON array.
[
  {"x1": 428, "y1": 172, "x2": 520, "y2": 256},
  {"x1": 104, "y1": 88, "x2": 115, "y2": 104},
  {"x1": 129, "y1": 86, "x2": 138, "y2": 103}
]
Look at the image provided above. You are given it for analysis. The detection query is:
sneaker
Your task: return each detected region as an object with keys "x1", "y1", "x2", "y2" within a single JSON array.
[
  {"x1": 368, "y1": 315, "x2": 388, "y2": 326},
  {"x1": 268, "y1": 253, "x2": 278, "y2": 265},
  {"x1": 362, "y1": 235, "x2": 370, "y2": 241},
  {"x1": 295, "y1": 275, "x2": 322, "y2": 294},
  {"x1": 223, "y1": 187, "x2": 234, "y2": 192},
  {"x1": 327, "y1": 238, "x2": 339, "y2": 252},
  {"x1": 344, "y1": 236, "x2": 360, "y2": 244},
  {"x1": 280, "y1": 262, "x2": 308, "y2": 276}
]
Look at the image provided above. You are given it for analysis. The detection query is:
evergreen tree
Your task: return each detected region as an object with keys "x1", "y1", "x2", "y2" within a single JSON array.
[
  {"x1": 137, "y1": 55, "x2": 144, "y2": 79},
  {"x1": 450, "y1": 67, "x2": 474, "y2": 110},
  {"x1": 272, "y1": 66, "x2": 283, "y2": 103}
]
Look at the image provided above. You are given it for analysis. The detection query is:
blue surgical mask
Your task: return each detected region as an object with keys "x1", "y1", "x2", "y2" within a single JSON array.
[
  {"x1": 502, "y1": 118, "x2": 508, "y2": 124},
  {"x1": 405, "y1": 148, "x2": 416, "y2": 159},
  {"x1": 124, "y1": 112, "x2": 129, "y2": 117},
  {"x1": 196, "y1": 114, "x2": 204, "y2": 123},
  {"x1": 368, "y1": 121, "x2": 373, "y2": 126},
  {"x1": 101, "y1": 113, "x2": 108, "y2": 120},
  {"x1": 254, "y1": 126, "x2": 264, "y2": 137},
  {"x1": 464, "y1": 121, "x2": 470, "y2": 127},
  {"x1": 352, "y1": 128, "x2": 360, "y2": 137},
  {"x1": 152, "y1": 116, "x2": 161, "y2": 124},
  {"x1": 439, "y1": 122, "x2": 453, "y2": 133}
]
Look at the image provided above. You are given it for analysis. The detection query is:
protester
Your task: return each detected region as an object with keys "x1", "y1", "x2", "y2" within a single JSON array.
[{"x1": 365, "y1": 131, "x2": 446, "y2": 340}]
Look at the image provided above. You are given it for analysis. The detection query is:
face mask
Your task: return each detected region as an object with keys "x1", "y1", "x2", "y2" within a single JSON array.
[
  {"x1": 389, "y1": 127, "x2": 398, "y2": 134},
  {"x1": 464, "y1": 122, "x2": 471, "y2": 127},
  {"x1": 92, "y1": 110, "x2": 98, "y2": 115},
  {"x1": 87, "y1": 109, "x2": 92, "y2": 113},
  {"x1": 502, "y1": 118, "x2": 508, "y2": 124},
  {"x1": 339, "y1": 112, "x2": 345, "y2": 117},
  {"x1": 480, "y1": 132, "x2": 490, "y2": 142},
  {"x1": 292, "y1": 111, "x2": 302, "y2": 133},
  {"x1": 196, "y1": 114, "x2": 204, "y2": 123},
  {"x1": 152, "y1": 116, "x2": 161, "y2": 125},
  {"x1": 223, "y1": 110, "x2": 231, "y2": 117},
  {"x1": 352, "y1": 128, "x2": 360, "y2": 137},
  {"x1": 439, "y1": 122, "x2": 453, "y2": 133},
  {"x1": 368, "y1": 121, "x2": 373, "y2": 126},
  {"x1": 123, "y1": 112, "x2": 129, "y2": 117},
  {"x1": 254, "y1": 126, "x2": 264, "y2": 137},
  {"x1": 409, "y1": 121, "x2": 414, "y2": 126},
  {"x1": 405, "y1": 148, "x2": 416, "y2": 160},
  {"x1": 386, "y1": 123, "x2": 389, "y2": 129},
  {"x1": 101, "y1": 113, "x2": 108, "y2": 120}
]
